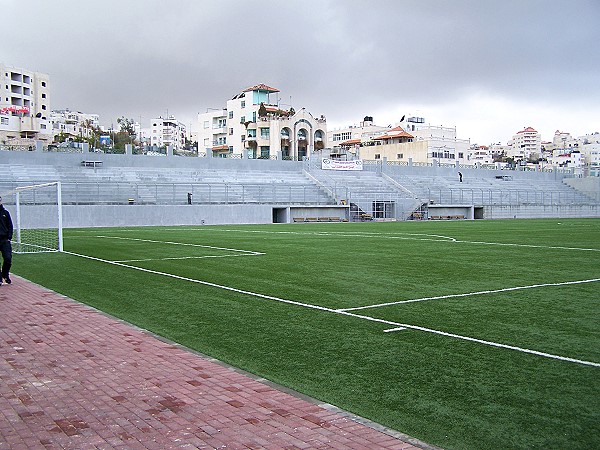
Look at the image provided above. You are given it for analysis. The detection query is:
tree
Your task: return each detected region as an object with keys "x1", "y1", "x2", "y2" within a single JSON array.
[
  {"x1": 117, "y1": 117, "x2": 136, "y2": 145},
  {"x1": 80, "y1": 119, "x2": 102, "y2": 149}
]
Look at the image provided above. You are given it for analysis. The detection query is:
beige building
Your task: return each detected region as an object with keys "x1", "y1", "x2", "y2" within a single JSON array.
[
  {"x1": 0, "y1": 64, "x2": 52, "y2": 144},
  {"x1": 329, "y1": 116, "x2": 470, "y2": 164}
]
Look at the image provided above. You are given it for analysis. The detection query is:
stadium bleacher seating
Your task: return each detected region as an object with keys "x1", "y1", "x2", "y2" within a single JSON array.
[{"x1": 0, "y1": 157, "x2": 597, "y2": 220}]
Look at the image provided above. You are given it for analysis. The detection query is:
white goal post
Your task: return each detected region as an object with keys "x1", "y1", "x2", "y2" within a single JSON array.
[{"x1": 14, "y1": 181, "x2": 63, "y2": 254}]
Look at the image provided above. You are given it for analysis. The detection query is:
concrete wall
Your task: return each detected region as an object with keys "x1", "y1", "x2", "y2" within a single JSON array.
[
  {"x1": 564, "y1": 177, "x2": 600, "y2": 199},
  {"x1": 483, "y1": 204, "x2": 600, "y2": 219},
  {"x1": 10, "y1": 204, "x2": 274, "y2": 229}
]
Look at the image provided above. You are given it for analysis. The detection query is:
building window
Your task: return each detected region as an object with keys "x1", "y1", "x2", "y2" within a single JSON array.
[
  {"x1": 260, "y1": 128, "x2": 270, "y2": 139},
  {"x1": 458, "y1": 152, "x2": 464, "y2": 159},
  {"x1": 260, "y1": 146, "x2": 270, "y2": 158},
  {"x1": 241, "y1": 101, "x2": 245, "y2": 108},
  {"x1": 229, "y1": 128, "x2": 233, "y2": 135},
  {"x1": 41, "y1": 81, "x2": 46, "y2": 87},
  {"x1": 1, "y1": 117, "x2": 8, "y2": 125},
  {"x1": 228, "y1": 111, "x2": 233, "y2": 119},
  {"x1": 41, "y1": 104, "x2": 46, "y2": 110},
  {"x1": 332, "y1": 132, "x2": 352, "y2": 141},
  {"x1": 397, "y1": 153, "x2": 403, "y2": 159},
  {"x1": 204, "y1": 121, "x2": 209, "y2": 129},
  {"x1": 42, "y1": 93, "x2": 46, "y2": 98},
  {"x1": 375, "y1": 154, "x2": 381, "y2": 159},
  {"x1": 240, "y1": 116, "x2": 245, "y2": 124},
  {"x1": 217, "y1": 118, "x2": 226, "y2": 128}
]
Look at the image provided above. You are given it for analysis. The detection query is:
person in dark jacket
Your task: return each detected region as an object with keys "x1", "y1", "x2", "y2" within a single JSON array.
[{"x1": 0, "y1": 196, "x2": 13, "y2": 285}]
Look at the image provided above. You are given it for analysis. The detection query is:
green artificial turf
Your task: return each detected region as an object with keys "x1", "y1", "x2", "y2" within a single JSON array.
[{"x1": 12, "y1": 218, "x2": 600, "y2": 450}]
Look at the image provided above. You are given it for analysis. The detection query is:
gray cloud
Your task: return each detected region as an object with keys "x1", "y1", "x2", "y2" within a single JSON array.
[{"x1": 4, "y1": 0, "x2": 599, "y2": 142}]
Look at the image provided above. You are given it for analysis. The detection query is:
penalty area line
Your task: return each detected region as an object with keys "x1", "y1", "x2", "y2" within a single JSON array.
[
  {"x1": 95, "y1": 235, "x2": 265, "y2": 255},
  {"x1": 113, "y1": 254, "x2": 262, "y2": 263},
  {"x1": 62, "y1": 250, "x2": 600, "y2": 369}
]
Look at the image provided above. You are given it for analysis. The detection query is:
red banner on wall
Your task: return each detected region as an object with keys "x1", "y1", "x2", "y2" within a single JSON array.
[{"x1": 0, "y1": 105, "x2": 30, "y2": 115}]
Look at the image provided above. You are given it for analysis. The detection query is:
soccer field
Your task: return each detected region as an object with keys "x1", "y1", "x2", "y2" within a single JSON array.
[{"x1": 14, "y1": 218, "x2": 600, "y2": 450}]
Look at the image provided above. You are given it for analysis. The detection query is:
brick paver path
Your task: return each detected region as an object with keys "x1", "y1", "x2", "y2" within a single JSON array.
[{"x1": 0, "y1": 276, "x2": 432, "y2": 449}]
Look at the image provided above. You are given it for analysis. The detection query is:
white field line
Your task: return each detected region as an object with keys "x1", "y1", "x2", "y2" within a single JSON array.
[
  {"x1": 63, "y1": 249, "x2": 600, "y2": 368},
  {"x1": 114, "y1": 254, "x2": 260, "y2": 263},
  {"x1": 339, "y1": 278, "x2": 600, "y2": 312},
  {"x1": 95, "y1": 235, "x2": 265, "y2": 255}
]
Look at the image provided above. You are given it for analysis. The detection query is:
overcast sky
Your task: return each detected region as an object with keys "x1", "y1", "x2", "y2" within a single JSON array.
[{"x1": 4, "y1": 0, "x2": 599, "y2": 144}]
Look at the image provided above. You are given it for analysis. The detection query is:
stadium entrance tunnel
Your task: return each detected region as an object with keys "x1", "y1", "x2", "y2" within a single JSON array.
[{"x1": 273, "y1": 207, "x2": 288, "y2": 223}]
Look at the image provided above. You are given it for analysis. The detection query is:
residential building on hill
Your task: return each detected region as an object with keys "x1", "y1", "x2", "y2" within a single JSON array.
[
  {"x1": 328, "y1": 115, "x2": 470, "y2": 164},
  {"x1": 150, "y1": 116, "x2": 186, "y2": 151},
  {"x1": 197, "y1": 84, "x2": 327, "y2": 160},
  {"x1": 50, "y1": 109, "x2": 100, "y2": 141},
  {"x1": 0, "y1": 63, "x2": 52, "y2": 144},
  {"x1": 507, "y1": 126, "x2": 541, "y2": 161},
  {"x1": 469, "y1": 145, "x2": 494, "y2": 164}
]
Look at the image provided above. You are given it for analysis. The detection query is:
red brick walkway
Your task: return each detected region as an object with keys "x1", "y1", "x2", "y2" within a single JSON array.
[{"x1": 0, "y1": 276, "x2": 433, "y2": 450}]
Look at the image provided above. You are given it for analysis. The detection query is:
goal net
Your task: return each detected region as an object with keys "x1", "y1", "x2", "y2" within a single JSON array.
[{"x1": 13, "y1": 182, "x2": 63, "y2": 254}]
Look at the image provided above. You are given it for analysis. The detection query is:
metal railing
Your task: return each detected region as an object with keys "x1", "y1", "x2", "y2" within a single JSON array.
[{"x1": 0, "y1": 181, "x2": 334, "y2": 206}]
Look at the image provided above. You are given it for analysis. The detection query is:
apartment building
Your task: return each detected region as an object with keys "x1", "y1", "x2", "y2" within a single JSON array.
[
  {"x1": 0, "y1": 64, "x2": 52, "y2": 144},
  {"x1": 468, "y1": 145, "x2": 494, "y2": 164},
  {"x1": 328, "y1": 116, "x2": 470, "y2": 164},
  {"x1": 507, "y1": 126, "x2": 542, "y2": 161},
  {"x1": 150, "y1": 116, "x2": 186, "y2": 150},
  {"x1": 197, "y1": 84, "x2": 327, "y2": 160},
  {"x1": 50, "y1": 109, "x2": 100, "y2": 140}
]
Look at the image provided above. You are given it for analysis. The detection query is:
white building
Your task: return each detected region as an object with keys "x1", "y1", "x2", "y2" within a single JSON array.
[
  {"x1": 198, "y1": 84, "x2": 327, "y2": 159},
  {"x1": 329, "y1": 116, "x2": 389, "y2": 146},
  {"x1": 0, "y1": 64, "x2": 51, "y2": 144},
  {"x1": 150, "y1": 116, "x2": 186, "y2": 151},
  {"x1": 50, "y1": 109, "x2": 100, "y2": 141},
  {"x1": 574, "y1": 132, "x2": 600, "y2": 177},
  {"x1": 549, "y1": 149, "x2": 585, "y2": 176},
  {"x1": 507, "y1": 126, "x2": 542, "y2": 161},
  {"x1": 468, "y1": 145, "x2": 494, "y2": 164},
  {"x1": 328, "y1": 115, "x2": 470, "y2": 164}
]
